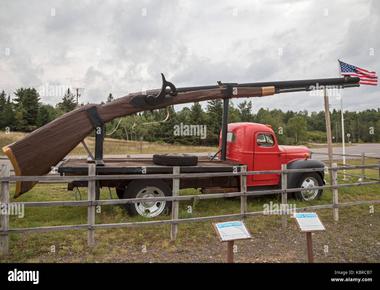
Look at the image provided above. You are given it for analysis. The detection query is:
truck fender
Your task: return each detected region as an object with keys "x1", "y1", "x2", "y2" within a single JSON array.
[{"x1": 286, "y1": 159, "x2": 325, "y2": 189}]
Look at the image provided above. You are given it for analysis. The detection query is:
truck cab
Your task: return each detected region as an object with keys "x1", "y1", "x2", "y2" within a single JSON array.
[{"x1": 220, "y1": 123, "x2": 324, "y2": 197}]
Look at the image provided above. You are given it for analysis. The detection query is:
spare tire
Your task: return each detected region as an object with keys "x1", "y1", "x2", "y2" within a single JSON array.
[{"x1": 153, "y1": 153, "x2": 198, "y2": 166}]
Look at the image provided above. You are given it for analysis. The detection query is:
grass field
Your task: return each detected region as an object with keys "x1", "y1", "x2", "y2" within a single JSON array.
[
  {"x1": 0, "y1": 131, "x2": 216, "y2": 156},
  {"x1": 0, "y1": 131, "x2": 355, "y2": 156},
  {"x1": 0, "y1": 131, "x2": 379, "y2": 262}
]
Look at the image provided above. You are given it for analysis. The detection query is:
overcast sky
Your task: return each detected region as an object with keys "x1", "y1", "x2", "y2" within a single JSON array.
[{"x1": 0, "y1": 0, "x2": 379, "y2": 113}]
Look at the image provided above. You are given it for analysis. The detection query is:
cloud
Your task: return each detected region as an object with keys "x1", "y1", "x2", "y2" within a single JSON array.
[{"x1": 0, "y1": 0, "x2": 378, "y2": 112}]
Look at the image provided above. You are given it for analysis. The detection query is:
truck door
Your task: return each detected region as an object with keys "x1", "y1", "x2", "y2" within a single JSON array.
[{"x1": 252, "y1": 132, "x2": 281, "y2": 186}]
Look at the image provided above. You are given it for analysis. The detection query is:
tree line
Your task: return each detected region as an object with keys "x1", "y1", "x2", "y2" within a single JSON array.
[{"x1": 1, "y1": 88, "x2": 379, "y2": 145}]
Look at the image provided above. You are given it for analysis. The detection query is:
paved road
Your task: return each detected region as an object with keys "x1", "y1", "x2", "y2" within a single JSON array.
[
  {"x1": 310, "y1": 143, "x2": 380, "y2": 161},
  {"x1": 1, "y1": 143, "x2": 379, "y2": 174}
]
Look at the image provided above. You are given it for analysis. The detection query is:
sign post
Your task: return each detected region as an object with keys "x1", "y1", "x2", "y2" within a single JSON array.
[
  {"x1": 227, "y1": 240, "x2": 234, "y2": 263},
  {"x1": 213, "y1": 221, "x2": 251, "y2": 263},
  {"x1": 294, "y1": 212, "x2": 325, "y2": 263}
]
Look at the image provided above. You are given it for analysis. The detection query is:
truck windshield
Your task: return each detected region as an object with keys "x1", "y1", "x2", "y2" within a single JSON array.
[{"x1": 257, "y1": 133, "x2": 274, "y2": 147}]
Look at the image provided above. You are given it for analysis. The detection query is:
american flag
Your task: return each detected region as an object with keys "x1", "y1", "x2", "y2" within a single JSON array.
[{"x1": 339, "y1": 60, "x2": 377, "y2": 86}]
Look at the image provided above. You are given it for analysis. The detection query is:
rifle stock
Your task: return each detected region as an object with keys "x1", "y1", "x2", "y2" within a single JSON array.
[{"x1": 2, "y1": 75, "x2": 359, "y2": 197}]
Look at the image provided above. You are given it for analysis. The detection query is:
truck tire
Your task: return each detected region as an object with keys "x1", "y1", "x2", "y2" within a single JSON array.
[
  {"x1": 122, "y1": 180, "x2": 172, "y2": 218},
  {"x1": 295, "y1": 173, "x2": 323, "y2": 201},
  {"x1": 153, "y1": 153, "x2": 198, "y2": 166}
]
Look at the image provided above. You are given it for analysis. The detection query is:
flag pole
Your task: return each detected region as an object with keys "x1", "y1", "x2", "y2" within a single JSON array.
[{"x1": 337, "y1": 59, "x2": 346, "y2": 180}]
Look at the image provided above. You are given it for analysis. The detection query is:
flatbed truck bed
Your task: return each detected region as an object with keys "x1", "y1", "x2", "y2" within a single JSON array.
[
  {"x1": 58, "y1": 156, "x2": 242, "y2": 192},
  {"x1": 58, "y1": 156, "x2": 240, "y2": 174}
]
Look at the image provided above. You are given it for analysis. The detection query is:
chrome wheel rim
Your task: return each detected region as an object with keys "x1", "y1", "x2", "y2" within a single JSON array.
[
  {"x1": 300, "y1": 177, "x2": 319, "y2": 201},
  {"x1": 135, "y1": 187, "x2": 166, "y2": 218}
]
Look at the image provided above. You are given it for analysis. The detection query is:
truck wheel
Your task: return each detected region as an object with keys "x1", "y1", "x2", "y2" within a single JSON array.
[
  {"x1": 295, "y1": 173, "x2": 323, "y2": 201},
  {"x1": 153, "y1": 153, "x2": 198, "y2": 166},
  {"x1": 122, "y1": 180, "x2": 171, "y2": 218}
]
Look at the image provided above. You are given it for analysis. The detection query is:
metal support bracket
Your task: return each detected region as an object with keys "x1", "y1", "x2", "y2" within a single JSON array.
[
  {"x1": 220, "y1": 97, "x2": 229, "y2": 161},
  {"x1": 86, "y1": 106, "x2": 105, "y2": 166}
]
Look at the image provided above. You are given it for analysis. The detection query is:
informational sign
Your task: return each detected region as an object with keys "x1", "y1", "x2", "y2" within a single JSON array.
[
  {"x1": 294, "y1": 212, "x2": 325, "y2": 232},
  {"x1": 213, "y1": 221, "x2": 251, "y2": 242}
]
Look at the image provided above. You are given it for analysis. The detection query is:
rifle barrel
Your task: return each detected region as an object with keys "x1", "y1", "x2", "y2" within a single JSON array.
[{"x1": 174, "y1": 76, "x2": 360, "y2": 94}]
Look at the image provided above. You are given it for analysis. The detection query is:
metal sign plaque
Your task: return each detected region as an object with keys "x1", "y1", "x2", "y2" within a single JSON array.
[
  {"x1": 294, "y1": 212, "x2": 325, "y2": 232},
  {"x1": 213, "y1": 221, "x2": 251, "y2": 242}
]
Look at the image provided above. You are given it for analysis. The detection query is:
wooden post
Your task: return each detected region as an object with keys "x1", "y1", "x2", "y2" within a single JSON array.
[
  {"x1": 332, "y1": 162, "x2": 339, "y2": 222},
  {"x1": 306, "y1": 232, "x2": 314, "y2": 263},
  {"x1": 227, "y1": 240, "x2": 234, "y2": 263},
  {"x1": 361, "y1": 152, "x2": 365, "y2": 180},
  {"x1": 87, "y1": 164, "x2": 96, "y2": 247},
  {"x1": 323, "y1": 87, "x2": 334, "y2": 170},
  {"x1": 281, "y1": 164, "x2": 288, "y2": 228},
  {"x1": 171, "y1": 166, "x2": 180, "y2": 241},
  {"x1": 0, "y1": 164, "x2": 10, "y2": 256},
  {"x1": 240, "y1": 166, "x2": 247, "y2": 219}
]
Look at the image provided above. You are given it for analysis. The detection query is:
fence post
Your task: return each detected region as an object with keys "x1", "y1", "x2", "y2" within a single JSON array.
[
  {"x1": 332, "y1": 163, "x2": 339, "y2": 222},
  {"x1": 361, "y1": 153, "x2": 365, "y2": 180},
  {"x1": 281, "y1": 164, "x2": 288, "y2": 228},
  {"x1": 0, "y1": 164, "x2": 10, "y2": 256},
  {"x1": 240, "y1": 166, "x2": 247, "y2": 219},
  {"x1": 87, "y1": 164, "x2": 96, "y2": 247},
  {"x1": 171, "y1": 166, "x2": 180, "y2": 241}
]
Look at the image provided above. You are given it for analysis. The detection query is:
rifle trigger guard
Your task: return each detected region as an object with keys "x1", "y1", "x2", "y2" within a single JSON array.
[{"x1": 145, "y1": 73, "x2": 177, "y2": 105}]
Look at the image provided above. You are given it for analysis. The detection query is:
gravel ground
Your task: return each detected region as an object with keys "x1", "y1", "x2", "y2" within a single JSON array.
[{"x1": 6, "y1": 206, "x2": 379, "y2": 263}]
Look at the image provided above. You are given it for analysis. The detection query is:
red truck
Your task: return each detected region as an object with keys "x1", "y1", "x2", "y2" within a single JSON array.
[{"x1": 58, "y1": 122, "x2": 325, "y2": 218}]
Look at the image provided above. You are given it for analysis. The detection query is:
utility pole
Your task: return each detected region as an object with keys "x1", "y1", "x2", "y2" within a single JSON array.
[
  {"x1": 323, "y1": 87, "x2": 334, "y2": 170},
  {"x1": 74, "y1": 88, "x2": 84, "y2": 106}
]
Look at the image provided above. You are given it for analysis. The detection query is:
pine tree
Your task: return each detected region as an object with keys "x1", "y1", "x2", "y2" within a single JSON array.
[
  {"x1": 37, "y1": 104, "x2": 55, "y2": 127},
  {"x1": 0, "y1": 90, "x2": 6, "y2": 128},
  {"x1": 13, "y1": 88, "x2": 40, "y2": 130},
  {"x1": 57, "y1": 89, "x2": 77, "y2": 113},
  {"x1": 190, "y1": 102, "x2": 205, "y2": 124},
  {"x1": 207, "y1": 100, "x2": 223, "y2": 136},
  {"x1": 237, "y1": 100, "x2": 253, "y2": 122},
  {"x1": 4, "y1": 95, "x2": 15, "y2": 130}
]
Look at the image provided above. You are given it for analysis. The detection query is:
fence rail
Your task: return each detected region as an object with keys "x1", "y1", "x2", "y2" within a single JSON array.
[
  {"x1": 1, "y1": 164, "x2": 379, "y2": 183},
  {"x1": 1, "y1": 161, "x2": 380, "y2": 256}
]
